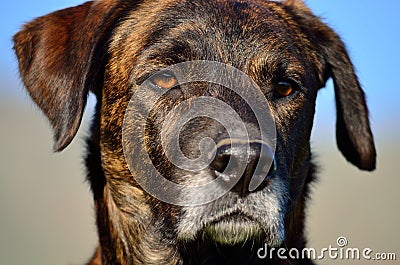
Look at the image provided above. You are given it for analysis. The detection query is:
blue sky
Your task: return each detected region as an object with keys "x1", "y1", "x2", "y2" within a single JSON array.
[{"x1": 1, "y1": 0, "x2": 399, "y2": 142}]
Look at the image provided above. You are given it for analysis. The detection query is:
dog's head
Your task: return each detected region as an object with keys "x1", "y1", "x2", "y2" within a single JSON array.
[{"x1": 14, "y1": 0, "x2": 375, "y2": 256}]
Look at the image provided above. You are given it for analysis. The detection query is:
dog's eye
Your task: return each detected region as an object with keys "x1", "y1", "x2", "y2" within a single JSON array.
[
  {"x1": 150, "y1": 71, "x2": 178, "y2": 90},
  {"x1": 275, "y1": 80, "x2": 296, "y2": 98}
]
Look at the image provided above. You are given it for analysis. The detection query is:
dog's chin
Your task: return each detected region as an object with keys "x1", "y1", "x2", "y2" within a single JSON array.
[
  {"x1": 178, "y1": 212, "x2": 285, "y2": 247},
  {"x1": 202, "y1": 216, "x2": 264, "y2": 245},
  {"x1": 175, "y1": 172, "x2": 288, "y2": 247}
]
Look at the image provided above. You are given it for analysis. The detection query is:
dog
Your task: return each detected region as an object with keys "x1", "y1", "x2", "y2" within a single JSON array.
[{"x1": 13, "y1": 0, "x2": 376, "y2": 264}]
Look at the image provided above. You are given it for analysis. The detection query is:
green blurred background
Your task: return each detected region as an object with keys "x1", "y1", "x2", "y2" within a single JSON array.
[{"x1": 1, "y1": 0, "x2": 399, "y2": 264}]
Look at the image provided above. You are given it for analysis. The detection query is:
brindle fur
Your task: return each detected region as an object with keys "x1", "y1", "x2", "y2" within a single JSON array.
[{"x1": 13, "y1": 0, "x2": 376, "y2": 264}]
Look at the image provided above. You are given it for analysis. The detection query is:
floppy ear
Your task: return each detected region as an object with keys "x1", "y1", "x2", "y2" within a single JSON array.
[
  {"x1": 13, "y1": 0, "x2": 124, "y2": 151},
  {"x1": 283, "y1": 0, "x2": 376, "y2": 171},
  {"x1": 324, "y1": 38, "x2": 376, "y2": 171}
]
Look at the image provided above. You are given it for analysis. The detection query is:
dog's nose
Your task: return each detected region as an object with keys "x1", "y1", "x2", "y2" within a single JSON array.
[{"x1": 209, "y1": 139, "x2": 276, "y2": 196}]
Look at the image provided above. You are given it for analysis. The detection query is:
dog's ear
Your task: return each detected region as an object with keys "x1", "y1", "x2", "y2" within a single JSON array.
[
  {"x1": 13, "y1": 1, "x2": 123, "y2": 151},
  {"x1": 283, "y1": 0, "x2": 376, "y2": 171},
  {"x1": 325, "y1": 38, "x2": 376, "y2": 171}
]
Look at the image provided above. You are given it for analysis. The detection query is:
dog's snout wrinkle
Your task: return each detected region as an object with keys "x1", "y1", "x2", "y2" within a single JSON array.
[{"x1": 209, "y1": 139, "x2": 275, "y2": 196}]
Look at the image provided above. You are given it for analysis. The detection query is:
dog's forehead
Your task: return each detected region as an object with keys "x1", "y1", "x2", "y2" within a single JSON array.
[{"x1": 110, "y1": 0, "x2": 314, "y2": 71}]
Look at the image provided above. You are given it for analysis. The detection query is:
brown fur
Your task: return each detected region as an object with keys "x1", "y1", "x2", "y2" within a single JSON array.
[{"x1": 14, "y1": 1, "x2": 375, "y2": 264}]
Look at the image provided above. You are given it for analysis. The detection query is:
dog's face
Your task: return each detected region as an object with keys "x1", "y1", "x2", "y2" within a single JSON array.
[
  {"x1": 14, "y1": 0, "x2": 376, "y2": 261},
  {"x1": 104, "y1": 0, "x2": 323, "y2": 246}
]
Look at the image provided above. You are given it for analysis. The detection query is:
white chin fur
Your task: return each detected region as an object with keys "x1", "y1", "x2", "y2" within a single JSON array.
[
  {"x1": 176, "y1": 178, "x2": 288, "y2": 247},
  {"x1": 203, "y1": 219, "x2": 262, "y2": 245}
]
